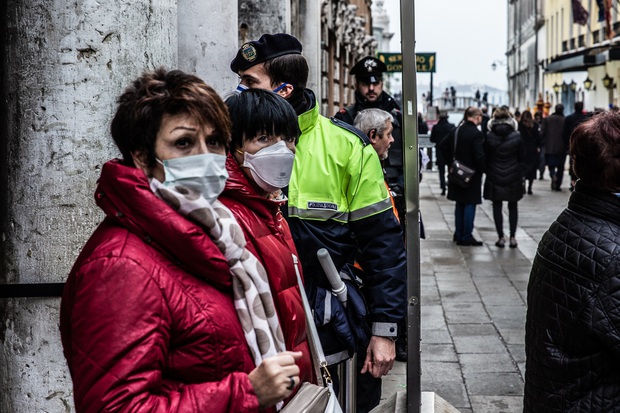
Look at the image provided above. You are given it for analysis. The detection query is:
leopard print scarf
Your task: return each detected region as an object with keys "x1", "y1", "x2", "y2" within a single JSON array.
[{"x1": 150, "y1": 179, "x2": 286, "y2": 367}]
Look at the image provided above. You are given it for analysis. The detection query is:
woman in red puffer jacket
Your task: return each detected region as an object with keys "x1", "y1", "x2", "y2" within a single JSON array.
[{"x1": 60, "y1": 69, "x2": 311, "y2": 413}]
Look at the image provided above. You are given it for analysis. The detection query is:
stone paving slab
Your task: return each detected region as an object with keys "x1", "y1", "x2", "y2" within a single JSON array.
[{"x1": 380, "y1": 171, "x2": 571, "y2": 412}]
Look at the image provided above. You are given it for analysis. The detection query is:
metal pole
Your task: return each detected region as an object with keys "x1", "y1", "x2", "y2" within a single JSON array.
[
  {"x1": 430, "y1": 72, "x2": 434, "y2": 103},
  {"x1": 399, "y1": 0, "x2": 421, "y2": 412}
]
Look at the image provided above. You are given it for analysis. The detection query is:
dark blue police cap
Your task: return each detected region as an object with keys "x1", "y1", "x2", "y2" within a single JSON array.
[
  {"x1": 230, "y1": 33, "x2": 302, "y2": 73},
  {"x1": 350, "y1": 56, "x2": 387, "y2": 83}
]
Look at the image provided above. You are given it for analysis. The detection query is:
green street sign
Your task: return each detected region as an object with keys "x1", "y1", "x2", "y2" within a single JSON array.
[
  {"x1": 377, "y1": 52, "x2": 436, "y2": 73},
  {"x1": 416, "y1": 53, "x2": 436, "y2": 73}
]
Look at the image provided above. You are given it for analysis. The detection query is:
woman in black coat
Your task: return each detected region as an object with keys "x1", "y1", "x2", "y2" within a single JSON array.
[
  {"x1": 518, "y1": 110, "x2": 542, "y2": 195},
  {"x1": 524, "y1": 111, "x2": 620, "y2": 412},
  {"x1": 483, "y1": 107, "x2": 526, "y2": 248}
]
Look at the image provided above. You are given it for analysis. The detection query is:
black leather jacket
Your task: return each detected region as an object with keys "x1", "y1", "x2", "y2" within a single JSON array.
[{"x1": 524, "y1": 181, "x2": 620, "y2": 412}]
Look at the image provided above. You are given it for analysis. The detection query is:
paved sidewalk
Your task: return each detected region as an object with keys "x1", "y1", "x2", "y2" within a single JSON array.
[{"x1": 381, "y1": 171, "x2": 572, "y2": 413}]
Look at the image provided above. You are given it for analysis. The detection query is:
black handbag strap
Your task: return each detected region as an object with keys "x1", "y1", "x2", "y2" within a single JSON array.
[{"x1": 453, "y1": 125, "x2": 462, "y2": 161}]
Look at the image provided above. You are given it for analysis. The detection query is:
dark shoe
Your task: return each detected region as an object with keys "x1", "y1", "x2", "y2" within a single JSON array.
[
  {"x1": 441, "y1": 188, "x2": 446, "y2": 196},
  {"x1": 395, "y1": 339, "x2": 407, "y2": 362},
  {"x1": 457, "y1": 238, "x2": 483, "y2": 246},
  {"x1": 527, "y1": 188, "x2": 533, "y2": 195},
  {"x1": 509, "y1": 237, "x2": 518, "y2": 248},
  {"x1": 495, "y1": 237, "x2": 505, "y2": 248}
]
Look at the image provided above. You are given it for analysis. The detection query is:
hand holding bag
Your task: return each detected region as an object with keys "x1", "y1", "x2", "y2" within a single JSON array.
[
  {"x1": 280, "y1": 255, "x2": 343, "y2": 413},
  {"x1": 447, "y1": 126, "x2": 476, "y2": 188}
]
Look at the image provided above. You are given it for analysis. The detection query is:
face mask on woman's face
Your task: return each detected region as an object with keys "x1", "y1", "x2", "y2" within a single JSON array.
[
  {"x1": 156, "y1": 153, "x2": 228, "y2": 203},
  {"x1": 241, "y1": 140, "x2": 295, "y2": 193}
]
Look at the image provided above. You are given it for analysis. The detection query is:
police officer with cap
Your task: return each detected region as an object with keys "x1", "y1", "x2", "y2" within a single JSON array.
[{"x1": 335, "y1": 56, "x2": 401, "y2": 124}]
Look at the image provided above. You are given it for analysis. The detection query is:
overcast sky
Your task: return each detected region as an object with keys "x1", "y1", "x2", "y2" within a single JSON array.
[{"x1": 382, "y1": 0, "x2": 508, "y2": 91}]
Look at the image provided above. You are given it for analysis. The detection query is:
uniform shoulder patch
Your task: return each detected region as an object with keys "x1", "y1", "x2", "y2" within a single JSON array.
[{"x1": 329, "y1": 116, "x2": 371, "y2": 146}]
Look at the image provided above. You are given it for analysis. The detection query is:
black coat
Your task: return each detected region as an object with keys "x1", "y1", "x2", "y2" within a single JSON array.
[
  {"x1": 524, "y1": 182, "x2": 620, "y2": 412},
  {"x1": 483, "y1": 120, "x2": 526, "y2": 202},
  {"x1": 430, "y1": 118, "x2": 455, "y2": 166},
  {"x1": 518, "y1": 121, "x2": 542, "y2": 181},
  {"x1": 562, "y1": 111, "x2": 590, "y2": 148},
  {"x1": 438, "y1": 120, "x2": 485, "y2": 204}
]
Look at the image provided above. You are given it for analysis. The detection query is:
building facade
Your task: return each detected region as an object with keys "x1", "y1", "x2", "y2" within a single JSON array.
[
  {"x1": 507, "y1": 0, "x2": 544, "y2": 111},
  {"x1": 508, "y1": 0, "x2": 620, "y2": 114}
]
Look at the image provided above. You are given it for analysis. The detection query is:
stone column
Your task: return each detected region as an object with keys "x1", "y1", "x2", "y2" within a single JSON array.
[
  {"x1": 178, "y1": 0, "x2": 239, "y2": 95},
  {"x1": 0, "y1": 1, "x2": 176, "y2": 411},
  {"x1": 300, "y1": 0, "x2": 322, "y2": 98}
]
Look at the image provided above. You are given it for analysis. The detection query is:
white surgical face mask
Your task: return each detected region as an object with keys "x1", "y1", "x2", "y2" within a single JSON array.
[
  {"x1": 157, "y1": 153, "x2": 228, "y2": 203},
  {"x1": 241, "y1": 140, "x2": 295, "y2": 193}
]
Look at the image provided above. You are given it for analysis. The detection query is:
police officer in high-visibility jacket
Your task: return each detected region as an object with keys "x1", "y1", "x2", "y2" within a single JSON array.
[{"x1": 231, "y1": 34, "x2": 407, "y2": 413}]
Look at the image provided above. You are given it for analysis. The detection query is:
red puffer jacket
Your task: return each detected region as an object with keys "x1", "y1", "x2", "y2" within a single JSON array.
[
  {"x1": 219, "y1": 154, "x2": 314, "y2": 386},
  {"x1": 60, "y1": 159, "x2": 260, "y2": 412}
]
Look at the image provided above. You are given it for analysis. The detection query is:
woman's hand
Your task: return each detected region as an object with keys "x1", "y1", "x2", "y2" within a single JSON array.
[{"x1": 248, "y1": 351, "x2": 302, "y2": 408}]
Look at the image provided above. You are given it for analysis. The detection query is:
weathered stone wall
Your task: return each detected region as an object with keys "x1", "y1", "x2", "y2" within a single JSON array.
[
  {"x1": 178, "y1": 0, "x2": 238, "y2": 95},
  {"x1": 237, "y1": 0, "x2": 289, "y2": 45},
  {"x1": 0, "y1": 1, "x2": 177, "y2": 411}
]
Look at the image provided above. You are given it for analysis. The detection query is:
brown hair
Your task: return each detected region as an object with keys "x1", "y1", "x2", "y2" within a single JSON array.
[
  {"x1": 520, "y1": 110, "x2": 534, "y2": 128},
  {"x1": 110, "y1": 68, "x2": 231, "y2": 167},
  {"x1": 570, "y1": 111, "x2": 620, "y2": 192}
]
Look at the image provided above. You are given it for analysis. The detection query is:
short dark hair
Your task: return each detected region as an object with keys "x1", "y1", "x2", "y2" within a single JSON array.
[
  {"x1": 571, "y1": 111, "x2": 620, "y2": 192},
  {"x1": 110, "y1": 68, "x2": 231, "y2": 167},
  {"x1": 262, "y1": 53, "x2": 309, "y2": 89},
  {"x1": 225, "y1": 89, "x2": 300, "y2": 153},
  {"x1": 574, "y1": 101, "x2": 584, "y2": 113}
]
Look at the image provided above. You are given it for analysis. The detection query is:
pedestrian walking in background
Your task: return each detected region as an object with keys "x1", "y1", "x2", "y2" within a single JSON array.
[
  {"x1": 524, "y1": 110, "x2": 620, "y2": 412},
  {"x1": 475, "y1": 89, "x2": 481, "y2": 106},
  {"x1": 430, "y1": 110, "x2": 455, "y2": 196},
  {"x1": 534, "y1": 110, "x2": 546, "y2": 179},
  {"x1": 450, "y1": 86, "x2": 456, "y2": 107},
  {"x1": 438, "y1": 106, "x2": 486, "y2": 246},
  {"x1": 231, "y1": 34, "x2": 407, "y2": 413},
  {"x1": 60, "y1": 69, "x2": 308, "y2": 413},
  {"x1": 483, "y1": 107, "x2": 526, "y2": 248},
  {"x1": 443, "y1": 88, "x2": 450, "y2": 107},
  {"x1": 562, "y1": 101, "x2": 589, "y2": 191},
  {"x1": 541, "y1": 104, "x2": 566, "y2": 190},
  {"x1": 518, "y1": 110, "x2": 542, "y2": 195},
  {"x1": 480, "y1": 105, "x2": 490, "y2": 138},
  {"x1": 418, "y1": 112, "x2": 429, "y2": 134}
]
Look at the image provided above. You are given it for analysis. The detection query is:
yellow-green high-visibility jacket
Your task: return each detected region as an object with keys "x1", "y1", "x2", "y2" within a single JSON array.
[{"x1": 287, "y1": 92, "x2": 407, "y2": 337}]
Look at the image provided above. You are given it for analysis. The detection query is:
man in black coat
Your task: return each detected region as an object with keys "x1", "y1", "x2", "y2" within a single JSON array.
[
  {"x1": 562, "y1": 101, "x2": 589, "y2": 190},
  {"x1": 430, "y1": 110, "x2": 455, "y2": 195},
  {"x1": 438, "y1": 107, "x2": 486, "y2": 246}
]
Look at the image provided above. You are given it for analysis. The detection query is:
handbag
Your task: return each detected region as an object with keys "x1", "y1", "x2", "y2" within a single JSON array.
[
  {"x1": 281, "y1": 255, "x2": 343, "y2": 413},
  {"x1": 447, "y1": 126, "x2": 476, "y2": 188}
]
